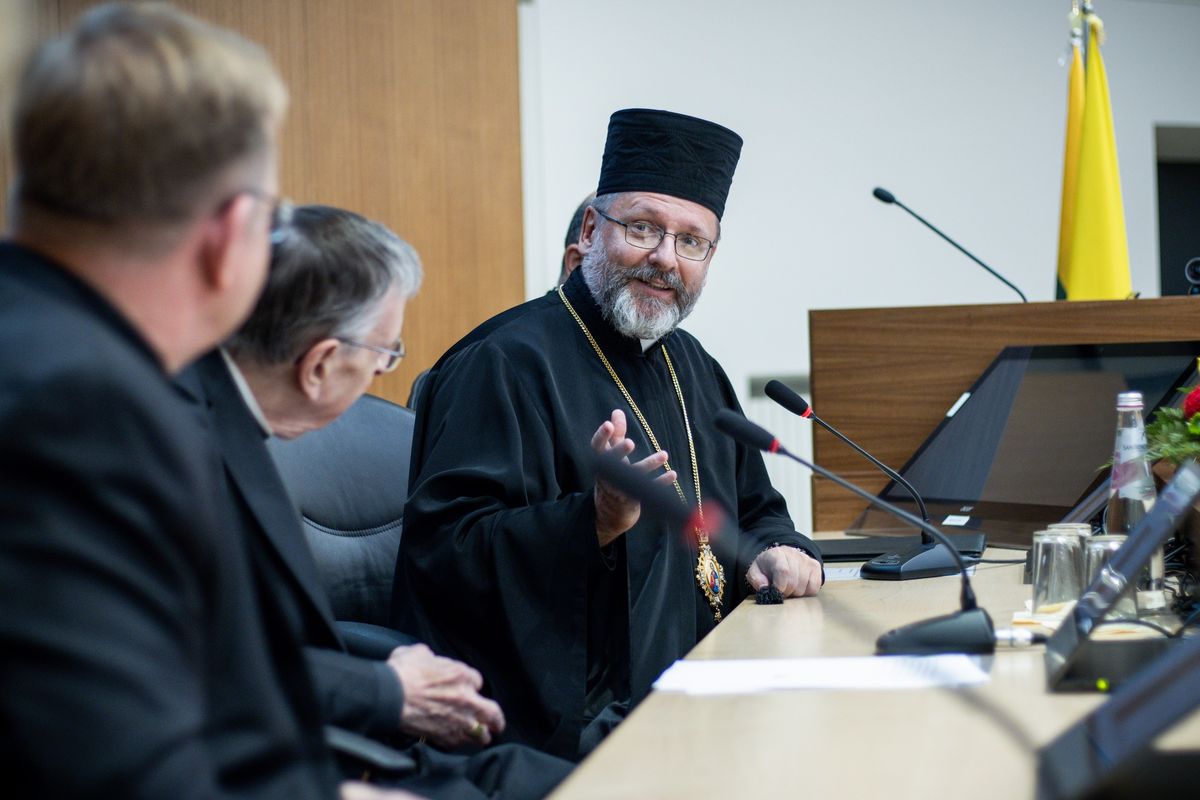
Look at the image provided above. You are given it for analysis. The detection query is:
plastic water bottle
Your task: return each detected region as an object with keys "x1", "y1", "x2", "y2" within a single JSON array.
[{"x1": 1104, "y1": 391, "x2": 1166, "y2": 611}]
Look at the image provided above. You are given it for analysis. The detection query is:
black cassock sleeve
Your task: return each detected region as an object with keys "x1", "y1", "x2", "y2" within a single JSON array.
[{"x1": 398, "y1": 340, "x2": 607, "y2": 756}]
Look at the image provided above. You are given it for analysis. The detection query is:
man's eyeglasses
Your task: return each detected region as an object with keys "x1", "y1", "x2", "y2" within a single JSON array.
[
  {"x1": 240, "y1": 189, "x2": 294, "y2": 245},
  {"x1": 593, "y1": 208, "x2": 715, "y2": 261},
  {"x1": 337, "y1": 337, "x2": 406, "y2": 373}
]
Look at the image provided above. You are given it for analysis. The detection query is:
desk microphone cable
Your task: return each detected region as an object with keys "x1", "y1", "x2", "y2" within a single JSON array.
[{"x1": 993, "y1": 628, "x2": 1048, "y2": 647}]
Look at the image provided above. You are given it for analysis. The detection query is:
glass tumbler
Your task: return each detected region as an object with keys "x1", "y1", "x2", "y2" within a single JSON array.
[{"x1": 1032, "y1": 530, "x2": 1084, "y2": 621}]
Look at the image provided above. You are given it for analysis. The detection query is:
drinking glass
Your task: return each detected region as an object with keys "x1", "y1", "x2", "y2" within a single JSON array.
[{"x1": 1032, "y1": 530, "x2": 1084, "y2": 620}]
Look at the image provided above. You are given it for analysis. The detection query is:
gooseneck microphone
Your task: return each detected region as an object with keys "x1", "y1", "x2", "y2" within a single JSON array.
[
  {"x1": 872, "y1": 186, "x2": 1028, "y2": 303},
  {"x1": 764, "y1": 380, "x2": 930, "y2": 523},
  {"x1": 713, "y1": 409, "x2": 995, "y2": 655}
]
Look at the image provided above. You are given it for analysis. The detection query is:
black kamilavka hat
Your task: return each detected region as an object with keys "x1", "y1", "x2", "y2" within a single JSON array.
[{"x1": 596, "y1": 108, "x2": 743, "y2": 220}]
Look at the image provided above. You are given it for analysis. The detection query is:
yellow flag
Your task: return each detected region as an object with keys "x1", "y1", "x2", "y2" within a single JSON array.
[
  {"x1": 1055, "y1": 42, "x2": 1083, "y2": 299},
  {"x1": 1059, "y1": 19, "x2": 1131, "y2": 301}
]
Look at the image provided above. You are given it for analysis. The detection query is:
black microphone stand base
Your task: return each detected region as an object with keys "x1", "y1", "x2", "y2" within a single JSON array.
[
  {"x1": 860, "y1": 540, "x2": 963, "y2": 581},
  {"x1": 876, "y1": 607, "x2": 996, "y2": 656}
]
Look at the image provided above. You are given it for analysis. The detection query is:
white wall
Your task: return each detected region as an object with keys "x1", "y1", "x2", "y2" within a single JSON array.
[{"x1": 518, "y1": 0, "x2": 1200, "y2": 531}]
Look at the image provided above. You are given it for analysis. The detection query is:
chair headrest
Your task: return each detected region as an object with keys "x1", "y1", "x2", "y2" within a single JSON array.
[{"x1": 267, "y1": 394, "x2": 415, "y2": 534}]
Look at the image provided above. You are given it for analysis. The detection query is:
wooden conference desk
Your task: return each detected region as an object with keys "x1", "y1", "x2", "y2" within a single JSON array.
[{"x1": 550, "y1": 544, "x2": 1200, "y2": 799}]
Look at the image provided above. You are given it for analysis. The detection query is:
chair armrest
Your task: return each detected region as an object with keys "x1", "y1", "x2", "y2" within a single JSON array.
[
  {"x1": 325, "y1": 725, "x2": 416, "y2": 777},
  {"x1": 337, "y1": 621, "x2": 421, "y2": 660}
]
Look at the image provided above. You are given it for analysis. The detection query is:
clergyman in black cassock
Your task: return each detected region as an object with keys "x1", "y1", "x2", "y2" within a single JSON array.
[{"x1": 395, "y1": 110, "x2": 823, "y2": 762}]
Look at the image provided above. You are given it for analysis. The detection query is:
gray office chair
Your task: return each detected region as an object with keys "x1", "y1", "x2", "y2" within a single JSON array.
[
  {"x1": 267, "y1": 393, "x2": 417, "y2": 655},
  {"x1": 406, "y1": 368, "x2": 430, "y2": 410}
]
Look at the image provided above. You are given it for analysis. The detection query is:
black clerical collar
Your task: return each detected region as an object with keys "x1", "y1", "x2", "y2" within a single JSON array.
[{"x1": 561, "y1": 267, "x2": 671, "y2": 358}]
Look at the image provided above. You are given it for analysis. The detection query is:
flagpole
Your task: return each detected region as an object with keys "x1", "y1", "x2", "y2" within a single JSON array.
[
  {"x1": 1057, "y1": 0, "x2": 1088, "y2": 299},
  {"x1": 1077, "y1": 0, "x2": 1089, "y2": 75},
  {"x1": 1077, "y1": 0, "x2": 1092, "y2": 259}
]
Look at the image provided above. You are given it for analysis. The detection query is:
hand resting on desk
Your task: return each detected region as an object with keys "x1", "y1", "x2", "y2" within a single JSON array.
[{"x1": 747, "y1": 546, "x2": 822, "y2": 598}]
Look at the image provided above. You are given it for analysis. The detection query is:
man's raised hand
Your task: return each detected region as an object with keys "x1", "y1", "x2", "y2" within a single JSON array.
[{"x1": 590, "y1": 409, "x2": 675, "y2": 547}]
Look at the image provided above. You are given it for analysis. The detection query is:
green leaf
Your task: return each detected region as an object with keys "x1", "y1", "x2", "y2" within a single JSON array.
[{"x1": 1143, "y1": 403, "x2": 1200, "y2": 466}]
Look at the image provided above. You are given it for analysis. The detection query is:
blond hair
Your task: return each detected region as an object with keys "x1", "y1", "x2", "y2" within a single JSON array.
[{"x1": 11, "y1": 2, "x2": 287, "y2": 225}]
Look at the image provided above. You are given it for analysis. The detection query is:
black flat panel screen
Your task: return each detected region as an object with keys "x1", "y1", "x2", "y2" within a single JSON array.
[{"x1": 848, "y1": 340, "x2": 1200, "y2": 548}]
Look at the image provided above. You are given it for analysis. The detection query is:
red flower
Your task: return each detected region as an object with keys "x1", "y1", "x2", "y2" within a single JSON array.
[{"x1": 1185, "y1": 386, "x2": 1200, "y2": 421}]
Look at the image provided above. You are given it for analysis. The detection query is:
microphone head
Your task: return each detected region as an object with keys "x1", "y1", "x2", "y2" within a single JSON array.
[
  {"x1": 872, "y1": 187, "x2": 896, "y2": 204},
  {"x1": 764, "y1": 379, "x2": 811, "y2": 418},
  {"x1": 589, "y1": 449, "x2": 688, "y2": 527},
  {"x1": 590, "y1": 447, "x2": 739, "y2": 561},
  {"x1": 713, "y1": 409, "x2": 780, "y2": 454}
]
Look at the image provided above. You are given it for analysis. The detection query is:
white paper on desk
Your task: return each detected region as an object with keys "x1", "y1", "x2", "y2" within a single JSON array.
[{"x1": 653, "y1": 655, "x2": 989, "y2": 694}]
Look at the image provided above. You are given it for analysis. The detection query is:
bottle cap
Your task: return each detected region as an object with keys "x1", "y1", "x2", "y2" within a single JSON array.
[{"x1": 1116, "y1": 391, "x2": 1144, "y2": 410}]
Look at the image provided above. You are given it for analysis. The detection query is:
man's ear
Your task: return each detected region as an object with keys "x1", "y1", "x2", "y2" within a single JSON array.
[
  {"x1": 563, "y1": 243, "x2": 585, "y2": 277},
  {"x1": 294, "y1": 338, "x2": 340, "y2": 401},
  {"x1": 578, "y1": 207, "x2": 600, "y2": 252},
  {"x1": 198, "y1": 192, "x2": 258, "y2": 291}
]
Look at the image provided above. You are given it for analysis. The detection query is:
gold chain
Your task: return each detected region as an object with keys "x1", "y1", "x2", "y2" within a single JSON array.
[{"x1": 557, "y1": 286, "x2": 705, "y2": 539}]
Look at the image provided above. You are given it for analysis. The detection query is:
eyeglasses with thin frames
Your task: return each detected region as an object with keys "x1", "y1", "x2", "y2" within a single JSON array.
[
  {"x1": 238, "y1": 189, "x2": 294, "y2": 245},
  {"x1": 592, "y1": 207, "x2": 716, "y2": 261},
  {"x1": 336, "y1": 337, "x2": 406, "y2": 373}
]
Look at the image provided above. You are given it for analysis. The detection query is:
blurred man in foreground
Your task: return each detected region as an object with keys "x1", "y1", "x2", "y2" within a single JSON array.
[{"x1": 0, "y1": 5, "x2": 392, "y2": 797}]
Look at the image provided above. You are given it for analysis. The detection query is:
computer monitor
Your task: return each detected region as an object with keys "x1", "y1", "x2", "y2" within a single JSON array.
[{"x1": 847, "y1": 340, "x2": 1200, "y2": 549}]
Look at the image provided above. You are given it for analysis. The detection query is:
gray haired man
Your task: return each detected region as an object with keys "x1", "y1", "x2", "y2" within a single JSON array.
[{"x1": 180, "y1": 205, "x2": 572, "y2": 800}]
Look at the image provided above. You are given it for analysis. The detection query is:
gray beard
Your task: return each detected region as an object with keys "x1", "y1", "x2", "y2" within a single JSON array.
[{"x1": 581, "y1": 238, "x2": 703, "y2": 341}]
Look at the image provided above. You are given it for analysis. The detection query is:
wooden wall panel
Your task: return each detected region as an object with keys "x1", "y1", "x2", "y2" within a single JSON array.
[
  {"x1": 808, "y1": 297, "x2": 1200, "y2": 531},
  {"x1": 4, "y1": 0, "x2": 524, "y2": 407}
]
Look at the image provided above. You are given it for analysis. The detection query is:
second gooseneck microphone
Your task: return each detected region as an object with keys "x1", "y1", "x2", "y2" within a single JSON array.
[
  {"x1": 764, "y1": 380, "x2": 930, "y2": 523},
  {"x1": 872, "y1": 186, "x2": 1028, "y2": 303},
  {"x1": 713, "y1": 409, "x2": 995, "y2": 656},
  {"x1": 763, "y1": 380, "x2": 986, "y2": 578}
]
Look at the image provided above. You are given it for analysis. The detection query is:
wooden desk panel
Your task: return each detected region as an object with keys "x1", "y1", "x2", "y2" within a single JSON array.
[{"x1": 551, "y1": 549, "x2": 1200, "y2": 799}]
